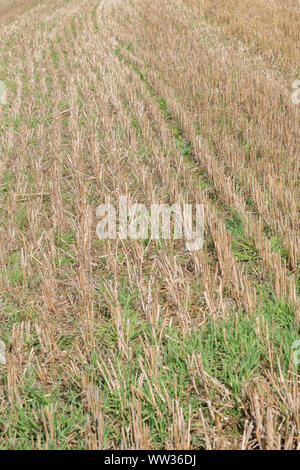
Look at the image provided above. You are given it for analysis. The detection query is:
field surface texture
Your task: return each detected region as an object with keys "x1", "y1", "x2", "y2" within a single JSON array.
[{"x1": 0, "y1": 0, "x2": 299, "y2": 450}]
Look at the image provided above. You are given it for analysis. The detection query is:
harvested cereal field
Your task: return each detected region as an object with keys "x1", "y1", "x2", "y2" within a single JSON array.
[{"x1": 0, "y1": 0, "x2": 299, "y2": 450}]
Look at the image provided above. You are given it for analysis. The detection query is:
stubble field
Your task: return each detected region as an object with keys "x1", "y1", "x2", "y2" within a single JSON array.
[{"x1": 0, "y1": 0, "x2": 299, "y2": 450}]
